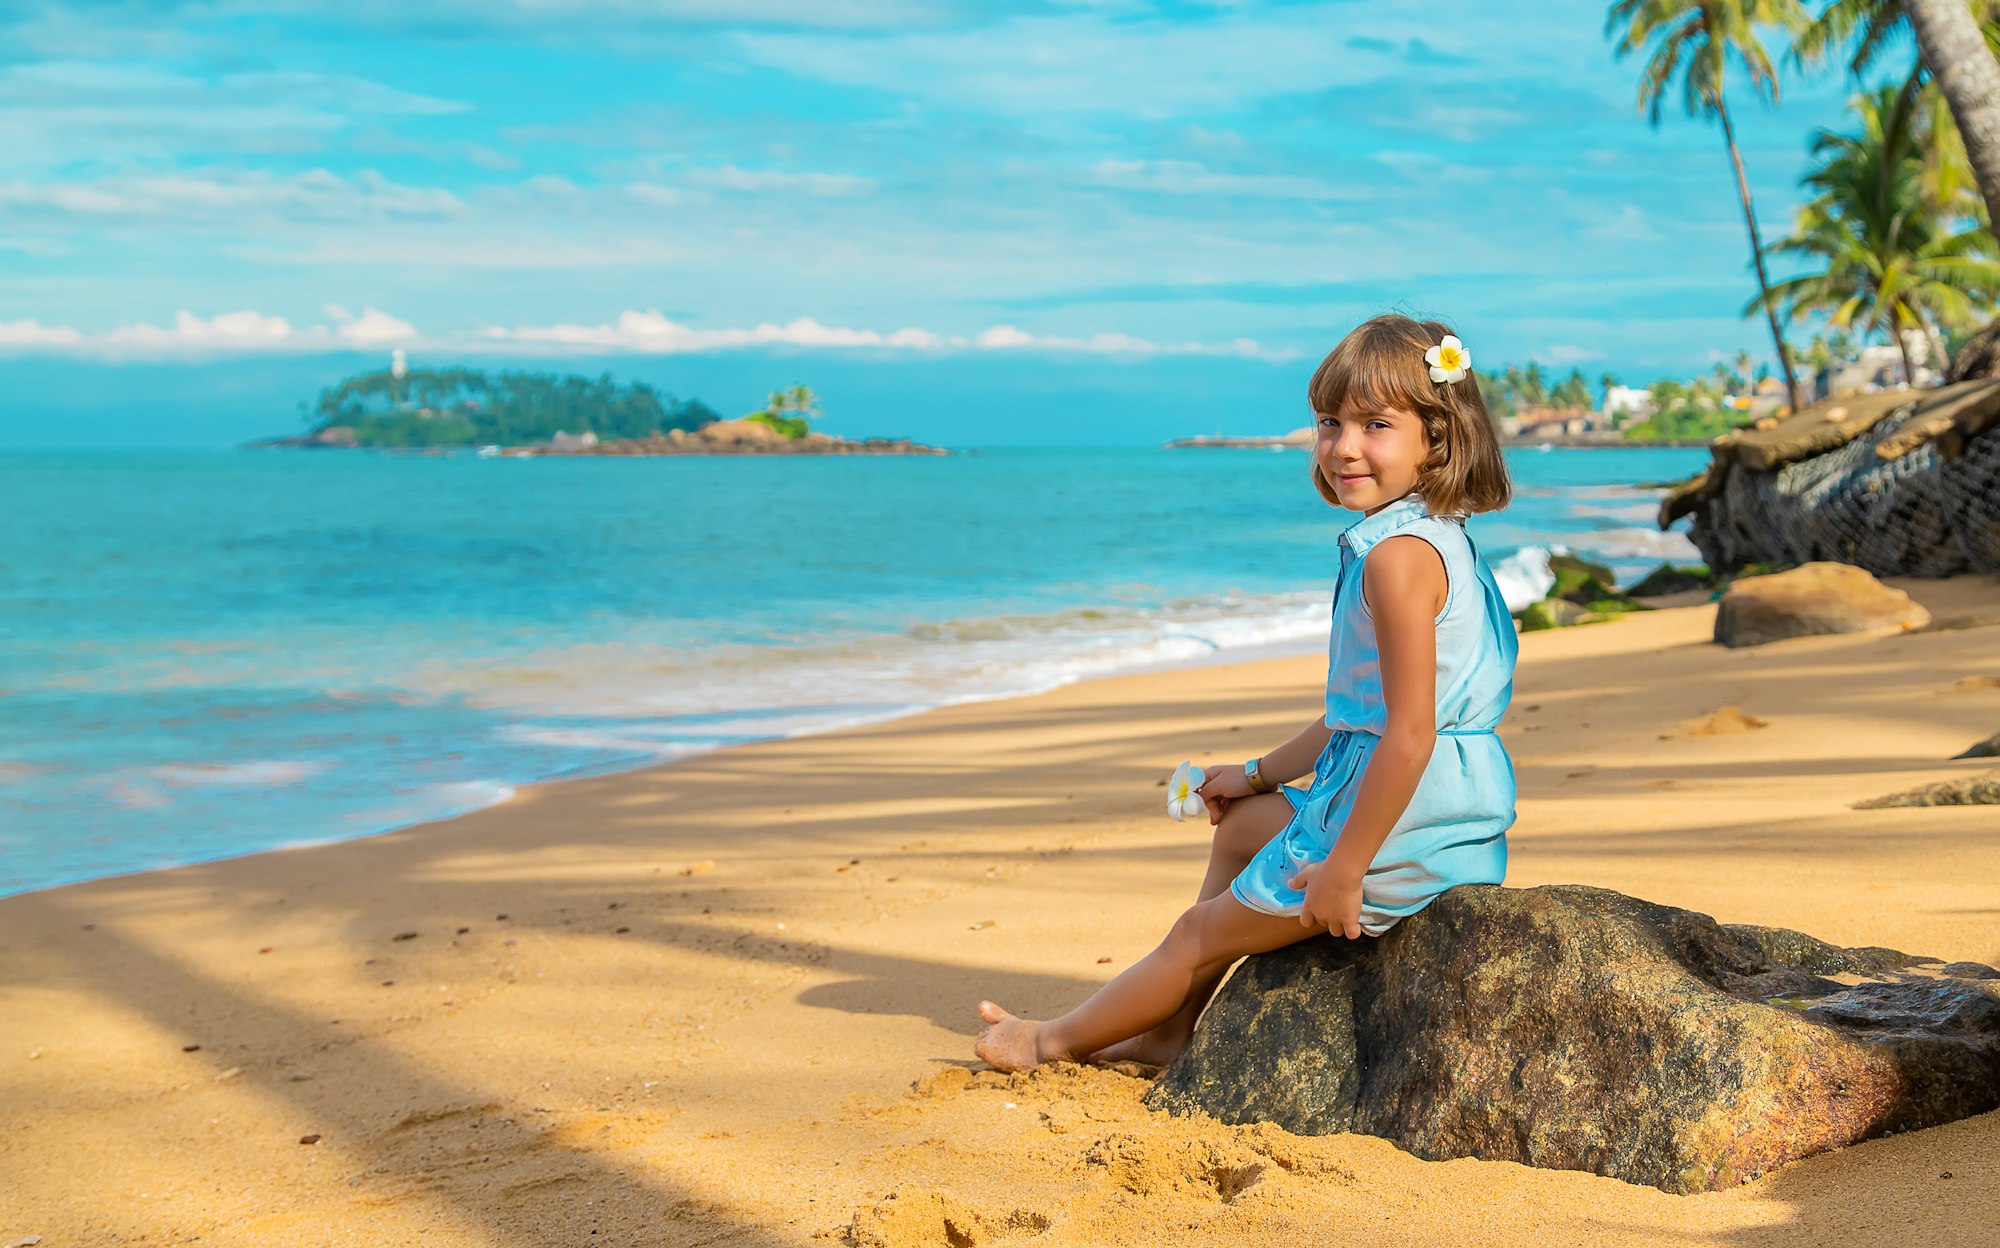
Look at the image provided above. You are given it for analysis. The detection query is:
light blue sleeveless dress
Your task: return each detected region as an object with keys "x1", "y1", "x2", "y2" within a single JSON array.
[{"x1": 1229, "y1": 491, "x2": 1518, "y2": 935}]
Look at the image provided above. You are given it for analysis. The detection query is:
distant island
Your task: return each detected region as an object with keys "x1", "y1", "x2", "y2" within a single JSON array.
[
  {"x1": 247, "y1": 361, "x2": 945, "y2": 456},
  {"x1": 1165, "y1": 428, "x2": 1313, "y2": 449}
]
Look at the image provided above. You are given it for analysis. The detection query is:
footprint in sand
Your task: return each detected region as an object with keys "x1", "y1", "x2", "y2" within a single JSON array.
[{"x1": 1662, "y1": 705, "x2": 1769, "y2": 739}]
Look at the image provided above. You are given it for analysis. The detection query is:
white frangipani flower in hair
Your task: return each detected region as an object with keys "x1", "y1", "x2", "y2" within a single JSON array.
[
  {"x1": 1425, "y1": 334, "x2": 1470, "y2": 384},
  {"x1": 1166, "y1": 760, "x2": 1207, "y2": 822}
]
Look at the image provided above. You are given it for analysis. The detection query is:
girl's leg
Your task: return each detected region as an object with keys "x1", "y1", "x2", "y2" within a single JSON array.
[
  {"x1": 976, "y1": 890, "x2": 1323, "y2": 1072},
  {"x1": 1089, "y1": 792, "x2": 1294, "y2": 1065}
]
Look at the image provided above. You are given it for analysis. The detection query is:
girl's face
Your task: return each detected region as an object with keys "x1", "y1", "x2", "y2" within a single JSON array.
[{"x1": 1315, "y1": 395, "x2": 1429, "y2": 515}]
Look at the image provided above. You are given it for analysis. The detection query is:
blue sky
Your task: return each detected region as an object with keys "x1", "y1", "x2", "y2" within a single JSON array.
[{"x1": 0, "y1": 1, "x2": 1908, "y2": 447}]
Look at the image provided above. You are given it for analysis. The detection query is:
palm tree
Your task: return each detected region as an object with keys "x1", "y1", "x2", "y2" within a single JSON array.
[
  {"x1": 1793, "y1": 0, "x2": 1923, "y2": 78},
  {"x1": 1607, "y1": 0, "x2": 1810, "y2": 411},
  {"x1": 1751, "y1": 83, "x2": 2000, "y2": 383},
  {"x1": 1899, "y1": 1, "x2": 2000, "y2": 251},
  {"x1": 1733, "y1": 348, "x2": 1757, "y2": 388},
  {"x1": 1800, "y1": 0, "x2": 2000, "y2": 254}
]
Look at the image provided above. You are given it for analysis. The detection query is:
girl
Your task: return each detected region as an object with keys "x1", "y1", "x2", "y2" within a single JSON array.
[{"x1": 976, "y1": 314, "x2": 1518, "y2": 1073}]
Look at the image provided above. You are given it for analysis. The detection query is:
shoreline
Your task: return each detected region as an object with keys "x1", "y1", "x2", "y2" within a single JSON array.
[
  {"x1": 1, "y1": 625, "x2": 1333, "y2": 905},
  {"x1": 5, "y1": 578, "x2": 1998, "y2": 1244}
]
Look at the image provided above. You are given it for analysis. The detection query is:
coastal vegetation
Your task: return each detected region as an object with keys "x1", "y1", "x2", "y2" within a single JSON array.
[
  {"x1": 1469, "y1": 4, "x2": 2000, "y2": 451},
  {"x1": 1751, "y1": 82, "x2": 2000, "y2": 384},
  {"x1": 744, "y1": 385, "x2": 821, "y2": 440},
  {"x1": 1607, "y1": 0, "x2": 1811, "y2": 410},
  {"x1": 1598, "y1": 1, "x2": 2000, "y2": 412},
  {"x1": 307, "y1": 366, "x2": 720, "y2": 448},
  {"x1": 1472, "y1": 364, "x2": 1597, "y2": 426}
]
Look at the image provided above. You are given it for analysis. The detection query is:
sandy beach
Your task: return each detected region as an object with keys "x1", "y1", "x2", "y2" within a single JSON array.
[{"x1": 5, "y1": 579, "x2": 1999, "y2": 1248}]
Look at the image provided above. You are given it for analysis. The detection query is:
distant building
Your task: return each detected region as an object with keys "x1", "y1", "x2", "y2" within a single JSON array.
[
  {"x1": 1826, "y1": 330, "x2": 1940, "y2": 395},
  {"x1": 1600, "y1": 385, "x2": 1655, "y2": 424},
  {"x1": 391, "y1": 348, "x2": 408, "y2": 380},
  {"x1": 548, "y1": 430, "x2": 599, "y2": 451},
  {"x1": 1513, "y1": 404, "x2": 1593, "y2": 438},
  {"x1": 1746, "y1": 375, "x2": 1787, "y2": 417}
]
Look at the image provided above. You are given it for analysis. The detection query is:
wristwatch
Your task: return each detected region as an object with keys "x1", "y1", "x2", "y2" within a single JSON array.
[{"x1": 1244, "y1": 756, "x2": 1276, "y2": 794}]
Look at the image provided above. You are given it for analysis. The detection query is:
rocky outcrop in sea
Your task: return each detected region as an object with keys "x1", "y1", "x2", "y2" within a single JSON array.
[{"x1": 542, "y1": 419, "x2": 946, "y2": 456}]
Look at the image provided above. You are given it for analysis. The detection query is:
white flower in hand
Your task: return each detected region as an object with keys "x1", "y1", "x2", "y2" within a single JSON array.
[
  {"x1": 1424, "y1": 334, "x2": 1470, "y2": 384},
  {"x1": 1166, "y1": 760, "x2": 1207, "y2": 822}
]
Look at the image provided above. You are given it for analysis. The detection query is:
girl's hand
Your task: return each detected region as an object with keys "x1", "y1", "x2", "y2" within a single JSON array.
[
  {"x1": 1287, "y1": 861, "x2": 1364, "y2": 939},
  {"x1": 1195, "y1": 764, "x2": 1254, "y2": 826}
]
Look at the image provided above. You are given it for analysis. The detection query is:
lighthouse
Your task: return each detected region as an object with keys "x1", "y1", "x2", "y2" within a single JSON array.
[{"x1": 391, "y1": 348, "x2": 408, "y2": 379}]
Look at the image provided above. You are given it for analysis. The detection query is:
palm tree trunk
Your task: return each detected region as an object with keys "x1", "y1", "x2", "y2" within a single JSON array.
[
  {"x1": 1904, "y1": 0, "x2": 2000, "y2": 250},
  {"x1": 1893, "y1": 320, "x2": 1916, "y2": 384},
  {"x1": 1922, "y1": 316, "x2": 1950, "y2": 380},
  {"x1": 1716, "y1": 99, "x2": 1804, "y2": 413}
]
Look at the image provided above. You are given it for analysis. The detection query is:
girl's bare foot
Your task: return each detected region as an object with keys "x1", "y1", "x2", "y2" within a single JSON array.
[{"x1": 973, "y1": 1000, "x2": 1056, "y2": 1072}]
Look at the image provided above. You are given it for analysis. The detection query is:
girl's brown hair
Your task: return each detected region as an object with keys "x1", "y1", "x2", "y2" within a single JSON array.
[{"x1": 1306, "y1": 313, "x2": 1511, "y2": 516}]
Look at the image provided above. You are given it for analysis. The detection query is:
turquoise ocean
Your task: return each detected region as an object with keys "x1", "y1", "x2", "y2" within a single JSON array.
[{"x1": 0, "y1": 445, "x2": 1707, "y2": 896}]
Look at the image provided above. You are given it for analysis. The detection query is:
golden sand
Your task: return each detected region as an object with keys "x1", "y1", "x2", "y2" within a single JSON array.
[{"x1": 4, "y1": 577, "x2": 1998, "y2": 1246}]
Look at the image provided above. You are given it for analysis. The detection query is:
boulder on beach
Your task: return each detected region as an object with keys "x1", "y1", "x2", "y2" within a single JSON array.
[
  {"x1": 1954, "y1": 730, "x2": 2000, "y2": 759},
  {"x1": 1712, "y1": 561, "x2": 1929, "y2": 648},
  {"x1": 1854, "y1": 768, "x2": 2000, "y2": 808},
  {"x1": 1627, "y1": 562, "x2": 1713, "y2": 598},
  {"x1": 1516, "y1": 597, "x2": 1590, "y2": 632},
  {"x1": 1145, "y1": 883, "x2": 2000, "y2": 1195},
  {"x1": 1547, "y1": 553, "x2": 1619, "y2": 605}
]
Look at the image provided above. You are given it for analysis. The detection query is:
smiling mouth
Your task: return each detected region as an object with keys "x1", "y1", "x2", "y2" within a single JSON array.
[{"x1": 1336, "y1": 472, "x2": 1371, "y2": 482}]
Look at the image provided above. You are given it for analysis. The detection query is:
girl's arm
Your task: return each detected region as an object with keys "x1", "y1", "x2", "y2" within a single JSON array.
[
  {"x1": 1257, "y1": 715, "x2": 1337, "y2": 786},
  {"x1": 1295, "y1": 534, "x2": 1444, "y2": 936},
  {"x1": 1194, "y1": 715, "x2": 1332, "y2": 823}
]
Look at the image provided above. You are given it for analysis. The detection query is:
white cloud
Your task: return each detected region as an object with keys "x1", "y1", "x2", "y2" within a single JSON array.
[
  {"x1": 732, "y1": 8, "x2": 1548, "y2": 118},
  {"x1": 101, "y1": 309, "x2": 298, "y2": 348},
  {"x1": 0, "y1": 306, "x2": 418, "y2": 355},
  {"x1": 618, "y1": 169, "x2": 875, "y2": 206},
  {"x1": 0, "y1": 318, "x2": 83, "y2": 346},
  {"x1": 333, "y1": 305, "x2": 418, "y2": 345},
  {"x1": 624, "y1": 183, "x2": 685, "y2": 207},
  {"x1": 0, "y1": 302, "x2": 1296, "y2": 360},
  {"x1": 1578, "y1": 203, "x2": 1662, "y2": 244},
  {"x1": 1086, "y1": 158, "x2": 1359, "y2": 201},
  {"x1": 481, "y1": 311, "x2": 942, "y2": 352},
  {"x1": 684, "y1": 166, "x2": 875, "y2": 196},
  {"x1": 1372, "y1": 104, "x2": 1524, "y2": 144},
  {"x1": 1533, "y1": 344, "x2": 1603, "y2": 366},
  {"x1": 0, "y1": 169, "x2": 462, "y2": 224},
  {"x1": 736, "y1": 14, "x2": 1354, "y2": 117},
  {"x1": 481, "y1": 310, "x2": 1295, "y2": 359},
  {"x1": 971, "y1": 322, "x2": 1292, "y2": 360}
]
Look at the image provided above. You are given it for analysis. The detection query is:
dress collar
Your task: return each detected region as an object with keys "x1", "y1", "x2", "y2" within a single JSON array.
[{"x1": 1336, "y1": 492, "x2": 1432, "y2": 557}]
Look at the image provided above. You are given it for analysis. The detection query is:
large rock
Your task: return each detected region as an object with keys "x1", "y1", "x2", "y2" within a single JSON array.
[
  {"x1": 1854, "y1": 768, "x2": 2000, "y2": 808},
  {"x1": 1712, "y1": 561, "x2": 1929, "y2": 647},
  {"x1": 1516, "y1": 597, "x2": 1590, "y2": 632},
  {"x1": 1627, "y1": 562, "x2": 1713, "y2": 598},
  {"x1": 696, "y1": 417, "x2": 790, "y2": 447},
  {"x1": 1145, "y1": 884, "x2": 2000, "y2": 1194}
]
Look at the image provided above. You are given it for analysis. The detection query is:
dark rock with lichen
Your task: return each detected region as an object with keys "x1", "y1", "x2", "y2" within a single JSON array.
[
  {"x1": 1854, "y1": 768, "x2": 2000, "y2": 807},
  {"x1": 1145, "y1": 884, "x2": 2000, "y2": 1194}
]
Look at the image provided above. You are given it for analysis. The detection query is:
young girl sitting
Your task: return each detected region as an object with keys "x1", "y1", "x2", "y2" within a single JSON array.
[{"x1": 976, "y1": 313, "x2": 1518, "y2": 1073}]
